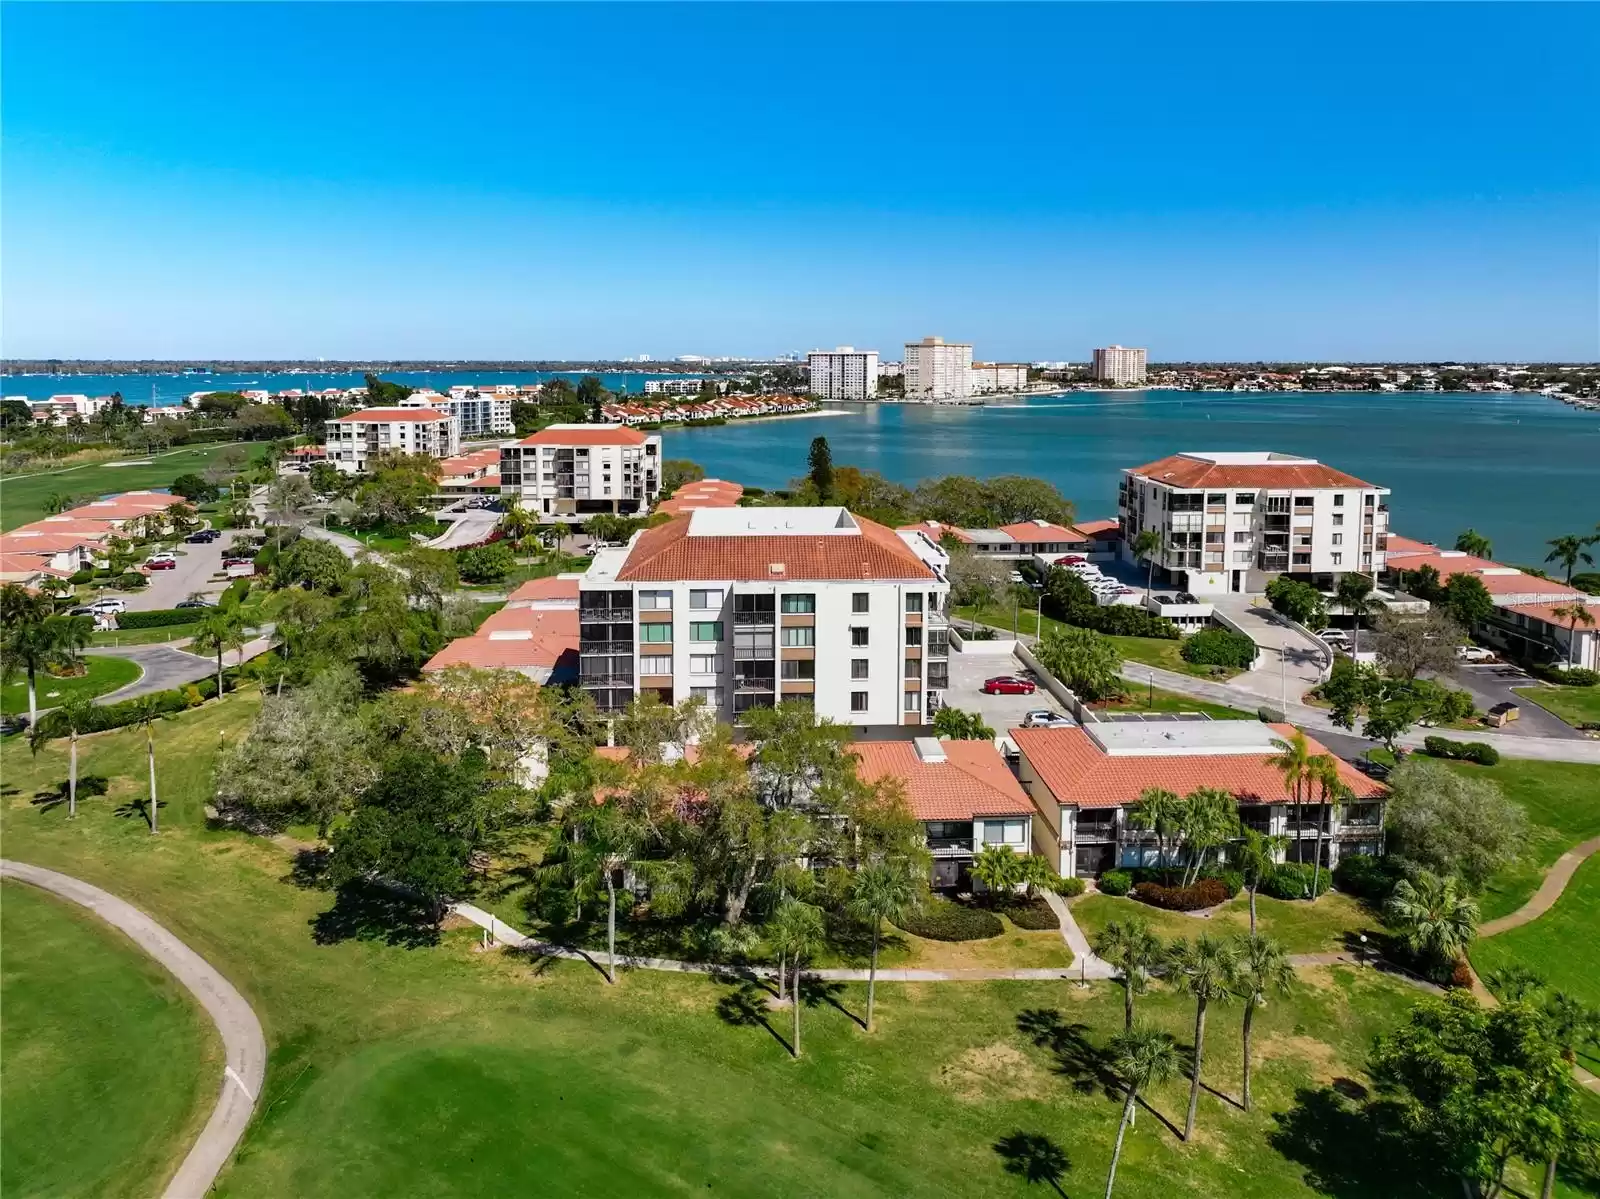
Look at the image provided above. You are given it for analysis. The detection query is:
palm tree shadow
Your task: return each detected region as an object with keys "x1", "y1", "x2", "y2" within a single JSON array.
[
  {"x1": 799, "y1": 972, "x2": 865, "y2": 1030},
  {"x1": 114, "y1": 796, "x2": 161, "y2": 830},
  {"x1": 1016, "y1": 1008, "x2": 1118, "y2": 1096},
  {"x1": 1200, "y1": 1079, "x2": 1246, "y2": 1111},
  {"x1": 715, "y1": 980, "x2": 794, "y2": 1056},
  {"x1": 993, "y1": 1130, "x2": 1071, "y2": 1196},
  {"x1": 31, "y1": 775, "x2": 109, "y2": 812}
]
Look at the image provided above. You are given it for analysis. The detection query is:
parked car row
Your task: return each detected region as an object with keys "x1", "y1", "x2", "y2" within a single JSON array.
[
  {"x1": 1063, "y1": 561, "x2": 1135, "y2": 603},
  {"x1": 184, "y1": 529, "x2": 222, "y2": 544}
]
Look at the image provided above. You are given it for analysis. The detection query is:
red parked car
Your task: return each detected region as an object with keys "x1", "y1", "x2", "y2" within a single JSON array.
[
  {"x1": 144, "y1": 558, "x2": 178, "y2": 571},
  {"x1": 981, "y1": 675, "x2": 1036, "y2": 695}
]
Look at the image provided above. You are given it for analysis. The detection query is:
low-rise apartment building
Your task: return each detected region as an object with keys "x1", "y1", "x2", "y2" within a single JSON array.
[
  {"x1": 903, "y1": 336, "x2": 973, "y2": 401},
  {"x1": 969, "y1": 363, "x2": 1030, "y2": 393},
  {"x1": 437, "y1": 448, "x2": 503, "y2": 497},
  {"x1": 498, "y1": 424, "x2": 662, "y2": 519},
  {"x1": 1012, "y1": 721, "x2": 1386, "y2": 878},
  {"x1": 327, "y1": 408, "x2": 460, "y2": 474},
  {"x1": 1119, "y1": 452, "x2": 1390, "y2": 596},
  {"x1": 806, "y1": 347, "x2": 880, "y2": 401},
  {"x1": 576, "y1": 506, "x2": 950, "y2": 726}
]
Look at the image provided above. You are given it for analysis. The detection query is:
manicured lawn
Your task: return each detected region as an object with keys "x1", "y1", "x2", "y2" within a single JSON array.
[
  {"x1": 0, "y1": 655, "x2": 142, "y2": 714},
  {"x1": 0, "y1": 442, "x2": 255, "y2": 531},
  {"x1": 461, "y1": 552, "x2": 591, "y2": 592},
  {"x1": 1072, "y1": 890, "x2": 1379, "y2": 957},
  {"x1": 3, "y1": 695, "x2": 1518, "y2": 1199},
  {"x1": 952, "y1": 605, "x2": 1237, "y2": 681},
  {"x1": 1090, "y1": 686, "x2": 1257, "y2": 721},
  {"x1": 1513, "y1": 683, "x2": 1600, "y2": 729},
  {"x1": 327, "y1": 520, "x2": 447, "y2": 554},
  {"x1": 0, "y1": 880, "x2": 219, "y2": 1198}
]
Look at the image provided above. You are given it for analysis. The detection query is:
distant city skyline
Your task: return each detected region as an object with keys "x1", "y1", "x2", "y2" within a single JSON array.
[{"x1": 2, "y1": 4, "x2": 1596, "y2": 362}]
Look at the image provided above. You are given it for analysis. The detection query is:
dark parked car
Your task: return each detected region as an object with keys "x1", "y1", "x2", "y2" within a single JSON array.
[
  {"x1": 175, "y1": 598, "x2": 215, "y2": 609},
  {"x1": 1, "y1": 713, "x2": 30, "y2": 736},
  {"x1": 184, "y1": 530, "x2": 220, "y2": 543},
  {"x1": 981, "y1": 675, "x2": 1037, "y2": 695}
]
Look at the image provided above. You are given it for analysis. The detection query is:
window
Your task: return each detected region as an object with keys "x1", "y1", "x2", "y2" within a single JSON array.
[
  {"x1": 851, "y1": 659, "x2": 869, "y2": 679},
  {"x1": 1292, "y1": 553, "x2": 1311, "y2": 566},
  {"x1": 781, "y1": 626, "x2": 814, "y2": 647},
  {"x1": 1235, "y1": 493, "x2": 1256, "y2": 506},
  {"x1": 1334, "y1": 494, "x2": 1345, "y2": 507},
  {"x1": 780, "y1": 593, "x2": 814, "y2": 614},
  {"x1": 638, "y1": 590, "x2": 672, "y2": 610},
  {"x1": 850, "y1": 691, "x2": 869, "y2": 713},
  {"x1": 639, "y1": 653, "x2": 672, "y2": 674},
  {"x1": 1331, "y1": 532, "x2": 1343, "y2": 546},
  {"x1": 690, "y1": 621, "x2": 723, "y2": 642},
  {"x1": 1332, "y1": 513, "x2": 1344, "y2": 527},
  {"x1": 904, "y1": 690, "x2": 920, "y2": 711},
  {"x1": 852, "y1": 592, "x2": 870, "y2": 613},
  {"x1": 689, "y1": 654, "x2": 722, "y2": 674},
  {"x1": 1331, "y1": 553, "x2": 1343, "y2": 566},
  {"x1": 1233, "y1": 550, "x2": 1253, "y2": 564},
  {"x1": 690, "y1": 686, "x2": 724, "y2": 707},
  {"x1": 781, "y1": 659, "x2": 815, "y2": 680},
  {"x1": 1206, "y1": 493, "x2": 1226, "y2": 505},
  {"x1": 906, "y1": 626, "x2": 924, "y2": 648},
  {"x1": 690, "y1": 589, "x2": 723, "y2": 610},
  {"x1": 904, "y1": 592, "x2": 923, "y2": 613},
  {"x1": 1233, "y1": 531, "x2": 1251, "y2": 544},
  {"x1": 851, "y1": 626, "x2": 869, "y2": 647},
  {"x1": 639, "y1": 623, "x2": 672, "y2": 643},
  {"x1": 1205, "y1": 531, "x2": 1224, "y2": 545},
  {"x1": 982, "y1": 819, "x2": 1027, "y2": 847}
]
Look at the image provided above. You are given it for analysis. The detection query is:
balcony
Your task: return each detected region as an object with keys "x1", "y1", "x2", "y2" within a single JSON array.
[
  {"x1": 927, "y1": 837, "x2": 975, "y2": 855},
  {"x1": 733, "y1": 610, "x2": 775, "y2": 626}
]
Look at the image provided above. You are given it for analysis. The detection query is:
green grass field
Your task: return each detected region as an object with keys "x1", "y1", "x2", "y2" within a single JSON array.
[
  {"x1": 2, "y1": 696, "x2": 1594, "y2": 1198},
  {"x1": 1472, "y1": 855, "x2": 1600, "y2": 1020},
  {"x1": 0, "y1": 881, "x2": 219, "y2": 1198},
  {"x1": 1072, "y1": 890, "x2": 1378, "y2": 957},
  {"x1": 0, "y1": 441, "x2": 254, "y2": 531},
  {"x1": 1, "y1": 655, "x2": 142, "y2": 715},
  {"x1": 951, "y1": 605, "x2": 1240, "y2": 681},
  {"x1": 1513, "y1": 684, "x2": 1600, "y2": 729},
  {"x1": 1092, "y1": 686, "x2": 1257, "y2": 720}
]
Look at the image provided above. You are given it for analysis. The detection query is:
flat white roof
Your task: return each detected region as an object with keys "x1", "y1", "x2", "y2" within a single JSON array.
[
  {"x1": 687, "y1": 507, "x2": 859, "y2": 538},
  {"x1": 1086, "y1": 721, "x2": 1285, "y2": 757},
  {"x1": 1178, "y1": 451, "x2": 1316, "y2": 466},
  {"x1": 583, "y1": 545, "x2": 634, "y2": 584}
]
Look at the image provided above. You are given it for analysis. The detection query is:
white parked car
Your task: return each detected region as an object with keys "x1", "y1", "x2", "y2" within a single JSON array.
[
  {"x1": 1022, "y1": 709, "x2": 1073, "y2": 728},
  {"x1": 88, "y1": 597, "x2": 127, "y2": 615},
  {"x1": 1316, "y1": 628, "x2": 1351, "y2": 644},
  {"x1": 1009, "y1": 571, "x2": 1025, "y2": 583},
  {"x1": 1457, "y1": 645, "x2": 1494, "y2": 663}
]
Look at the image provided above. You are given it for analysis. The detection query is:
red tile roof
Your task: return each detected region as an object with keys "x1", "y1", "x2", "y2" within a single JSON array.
[
  {"x1": 1070, "y1": 518, "x2": 1120, "y2": 538},
  {"x1": 615, "y1": 513, "x2": 937, "y2": 583},
  {"x1": 1505, "y1": 601, "x2": 1600, "y2": 626},
  {"x1": 422, "y1": 608, "x2": 578, "y2": 674},
  {"x1": 1013, "y1": 724, "x2": 1385, "y2": 811},
  {"x1": 1128, "y1": 454, "x2": 1376, "y2": 490},
  {"x1": 0, "y1": 553, "x2": 72, "y2": 578},
  {"x1": 506, "y1": 575, "x2": 581, "y2": 605},
  {"x1": 1477, "y1": 572, "x2": 1588, "y2": 599},
  {"x1": 999, "y1": 521, "x2": 1084, "y2": 544},
  {"x1": 1383, "y1": 550, "x2": 1500, "y2": 579},
  {"x1": 439, "y1": 448, "x2": 502, "y2": 475},
  {"x1": 1382, "y1": 534, "x2": 1437, "y2": 556},
  {"x1": 852, "y1": 739, "x2": 1034, "y2": 821},
  {"x1": 897, "y1": 520, "x2": 973, "y2": 544},
  {"x1": 0, "y1": 532, "x2": 94, "y2": 554},
  {"x1": 657, "y1": 479, "x2": 744, "y2": 516},
  {"x1": 331, "y1": 408, "x2": 451, "y2": 423},
  {"x1": 517, "y1": 425, "x2": 646, "y2": 446}
]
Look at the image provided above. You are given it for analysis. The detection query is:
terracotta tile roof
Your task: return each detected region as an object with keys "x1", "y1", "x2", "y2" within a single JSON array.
[
  {"x1": 1477, "y1": 572, "x2": 1588, "y2": 599},
  {"x1": 615, "y1": 513, "x2": 937, "y2": 583},
  {"x1": 1070, "y1": 518, "x2": 1120, "y2": 538},
  {"x1": 286, "y1": 445, "x2": 328, "y2": 458},
  {"x1": 0, "y1": 552, "x2": 72, "y2": 578},
  {"x1": 0, "y1": 532, "x2": 96, "y2": 554},
  {"x1": 474, "y1": 606, "x2": 578, "y2": 639},
  {"x1": 896, "y1": 520, "x2": 972, "y2": 544},
  {"x1": 63, "y1": 495, "x2": 188, "y2": 521},
  {"x1": 422, "y1": 608, "x2": 578, "y2": 674},
  {"x1": 506, "y1": 575, "x2": 581, "y2": 605},
  {"x1": 1505, "y1": 601, "x2": 1600, "y2": 625},
  {"x1": 1382, "y1": 534, "x2": 1437, "y2": 556},
  {"x1": 1128, "y1": 454, "x2": 1376, "y2": 490},
  {"x1": 1012, "y1": 724, "x2": 1385, "y2": 811},
  {"x1": 1384, "y1": 550, "x2": 1501, "y2": 579},
  {"x1": 439, "y1": 448, "x2": 502, "y2": 475},
  {"x1": 331, "y1": 408, "x2": 451, "y2": 423},
  {"x1": 852, "y1": 739, "x2": 1034, "y2": 821},
  {"x1": 999, "y1": 520, "x2": 1085, "y2": 544},
  {"x1": 18, "y1": 518, "x2": 119, "y2": 537},
  {"x1": 517, "y1": 425, "x2": 646, "y2": 447},
  {"x1": 658, "y1": 479, "x2": 744, "y2": 516}
]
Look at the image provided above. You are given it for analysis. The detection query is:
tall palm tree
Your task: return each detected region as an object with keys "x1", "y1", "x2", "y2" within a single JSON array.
[
  {"x1": 1092, "y1": 918, "x2": 1164, "y2": 1031},
  {"x1": 1127, "y1": 787, "x2": 1183, "y2": 872},
  {"x1": 847, "y1": 860, "x2": 921, "y2": 1032},
  {"x1": 1453, "y1": 528, "x2": 1492, "y2": 559},
  {"x1": 1549, "y1": 603, "x2": 1596, "y2": 670},
  {"x1": 1544, "y1": 534, "x2": 1595, "y2": 585},
  {"x1": 1266, "y1": 731, "x2": 1313, "y2": 868},
  {"x1": 585, "y1": 805, "x2": 642, "y2": 986},
  {"x1": 1131, "y1": 529, "x2": 1162, "y2": 598},
  {"x1": 768, "y1": 899, "x2": 826, "y2": 1058},
  {"x1": 1177, "y1": 787, "x2": 1239, "y2": 886},
  {"x1": 1334, "y1": 571, "x2": 1378, "y2": 654},
  {"x1": 0, "y1": 597, "x2": 92, "y2": 729},
  {"x1": 1103, "y1": 1025, "x2": 1181, "y2": 1199},
  {"x1": 1304, "y1": 755, "x2": 1346, "y2": 898},
  {"x1": 1230, "y1": 828, "x2": 1288, "y2": 937},
  {"x1": 1233, "y1": 935, "x2": 1293, "y2": 1111},
  {"x1": 129, "y1": 695, "x2": 169, "y2": 834},
  {"x1": 191, "y1": 607, "x2": 249, "y2": 698},
  {"x1": 30, "y1": 694, "x2": 96, "y2": 819},
  {"x1": 1384, "y1": 871, "x2": 1479, "y2": 972},
  {"x1": 267, "y1": 474, "x2": 316, "y2": 551},
  {"x1": 1168, "y1": 934, "x2": 1239, "y2": 1141}
]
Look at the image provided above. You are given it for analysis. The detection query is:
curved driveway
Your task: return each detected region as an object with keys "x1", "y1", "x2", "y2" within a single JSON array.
[{"x1": 0, "y1": 860, "x2": 266, "y2": 1198}]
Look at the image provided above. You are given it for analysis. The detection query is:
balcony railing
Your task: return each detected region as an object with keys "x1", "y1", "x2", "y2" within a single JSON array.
[
  {"x1": 733, "y1": 611, "x2": 775, "y2": 626},
  {"x1": 927, "y1": 837, "x2": 974, "y2": 853}
]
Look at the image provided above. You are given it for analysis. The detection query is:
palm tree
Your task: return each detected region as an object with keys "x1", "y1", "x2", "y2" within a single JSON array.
[
  {"x1": 1384, "y1": 871, "x2": 1479, "y2": 972},
  {"x1": 1544, "y1": 534, "x2": 1595, "y2": 585},
  {"x1": 267, "y1": 474, "x2": 315, "y2": 550},
  {"x1": 1549, "y1": 603, "x2": 1596, "y2": 670},
  {"x1": 0, "y1": 595, "x2": 93, "y2": 729},
  {"x1": 191, "y1": 607, "x2": 249, "y2": 698},
  {"x1": 1103, "y1": 1025, "x2": 1181, "y2": 1199},
  {"x1": 1091, "y1": 918, "x2": 1164, "y2": 1031},
  {"x1": 847, "y1": 860, "x2": 921, "y2": 1032},
  {"x1": 129, "y1": 695, "x2": 169, "y2": 834},
  {"x1": 30, "y1": 694, "x2": 96, "y2": 819},
  {"x1": 1454, "y1": 528, "x2": 1492, "y2": 559},
  {"x1": 971, "y1": 844, "x2": 1023, "y2": 900},
  {"x1": 1126, "y1": 787, "x2": 1183, "y2": 873},
  {"x1": 1230, "y1": 828, "x2": 1288, "y2": 937},
  {"x1": 1131, "y1": 529, "x2": 1162, "y2": 598},
  {"x1": 1304, "y1": 754, "x2": 1346, "y2": 898},
  {"x1": 1168, "y1": 934, "x2": 1239, "y2": 1141},
  {"x1": 768, "y1": 899, "x2": 826, "y2": 1058},
  {"x1": 1233, "y1": 935, "x2": 1293, "y2": 1111},
  {"x1": 1266, "y1": 731, "x2": 1314, "y2": 869},
  {"x1": 1334, "y1": 571, "x2": 1378, "y2": 654},
  {"x1": 1177, "y1": 787, "x2": 1239, "y2": 886},
  {"x1": 585, "y1": 806, "x2": 642, "y2": 986}
]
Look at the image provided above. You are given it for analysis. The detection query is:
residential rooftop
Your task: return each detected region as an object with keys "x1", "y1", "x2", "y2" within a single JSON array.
[
  {"x1": 1127, "y1": 452, "x2": 1381, "y2": 491},
  {"x1": 851, "y1": 738, "x2": 1033, "y2": 821}
]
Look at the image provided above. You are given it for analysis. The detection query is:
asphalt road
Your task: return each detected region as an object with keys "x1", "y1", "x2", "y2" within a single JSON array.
[
  {"x1": 121, "y1": 535, "x2": 234, "y2": 611},
  {"x1": 0, "y1": 860, "x2": 266, "y2": 1199},
  {"x1": 1444, "y1": 661, "x2": 1577, "y2": 740}
]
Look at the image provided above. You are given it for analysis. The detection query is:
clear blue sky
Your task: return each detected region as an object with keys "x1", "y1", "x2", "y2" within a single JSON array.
[{"x1": 3, "y1": 3, "x2": 1596, "y2": 362}]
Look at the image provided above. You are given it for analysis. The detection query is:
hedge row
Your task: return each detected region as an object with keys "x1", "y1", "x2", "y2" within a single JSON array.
[
  {"x1": 1422, "y1": 735, "x2": 1501, "y2": 766},
  {"x1": 116, "y1": 608, "x2": 206, "y2": 630},
  {"x1": 1131, "y1": 878, "x2": 1229, "y2": 911},
  {"x1": 1179, "y1": 628, "x2": 1257, "y2": 669},
  {"x1": 31, "y1": 676, "x2": 224, "y2": 740},
  {"x1": 1332, "y1": 853, "x2": 1406, "y2": 901},
  {"x1": 1051, "y1": 876, "x2": 1087, "y2": 898},
  {"x1": 893, "y1": 899, "x2": 1003, "y2": 942},
  {"x1": 1260, "y1": 861, "x2": 1331, "y2": 900},
  {"x1": 1002, "y1": 898, "x2": 1061, "y2": 930}
]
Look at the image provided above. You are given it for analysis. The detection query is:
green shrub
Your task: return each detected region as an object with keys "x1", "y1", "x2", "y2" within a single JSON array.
[
  {"x1": 112, "y1": 572, "x2": 148, "y2": 590},
  {"x1": 1098, "y1": 869, "x2": 1133, "y2": 897},
  {"x1": 1131, "y1": 878, "x2": 1228, "y2": 911},
  {"x1": 1051, "y1": 876, "x2": 1087, "y2": 898},
  {"x1": 1003, "y1": 898, "x2": 1061, "y2": 930},
  {"x1": 222, "y1": 579, "x2": 252, "y2": 608},
  {"x1": 1257, "y1": 705, "x2": 1286, "y2": 723},
  {"x1": 1540, "y1": 666, "x2": 1598, "y2": 687},
  {"x1": 1422, "y1": 736, "x2": 1500, "y2": 766},
  {"x1": 893, "y1": 899, "x2": 1003, "y2": 942},
  {"x1": 1333, "y1": 853, "x2": 1405, "y2": 901},
  {"x1": 456, "y1": 541, "x2": 516, "y2": 584},
  {"x1": 116, "y1": 608, "x2": 207, "y2": 630},
  {"x1": 1198, "y1": 866, "x2": 1244, "y2": 898},
  {"x1": 1180, "y1": 628, "x2": 1257, "y2": 669},
  {"x1": 1261, "y1": 861, "x2": 1331, "y2": 900},
  {"x1": 68, "y1": 569, "x2": 95, "y2": 585}
]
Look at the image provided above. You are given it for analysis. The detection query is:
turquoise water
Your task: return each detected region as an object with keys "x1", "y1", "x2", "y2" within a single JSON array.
[{"x1": 659, "y1": 391, "x2": 1599, "y2": 568}]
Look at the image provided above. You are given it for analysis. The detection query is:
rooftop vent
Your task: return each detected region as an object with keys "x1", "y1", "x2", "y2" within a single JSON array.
[
  {"x1": 913, "y1": 737, "x2": 947, "y2": 765},
  {"x1": 768, "y1": 562, "x2": 785, "y2": 575}
]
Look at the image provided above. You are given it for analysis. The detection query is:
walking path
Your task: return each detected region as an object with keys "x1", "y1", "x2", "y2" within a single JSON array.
[
  {"x1": 1478, "y1": 835, "x2": 1600, "y2": 937},
  {"x1": 0, "y1": 860, "x2": 266, "y2": 1198},
  {"x1": 85, "y1": 636, "x2": 275, "y2": 704}
]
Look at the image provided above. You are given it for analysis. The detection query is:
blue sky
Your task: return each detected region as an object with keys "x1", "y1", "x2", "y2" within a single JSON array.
[{"x1": 3, "y1": 3, "x2": 1596, "y2": 362}]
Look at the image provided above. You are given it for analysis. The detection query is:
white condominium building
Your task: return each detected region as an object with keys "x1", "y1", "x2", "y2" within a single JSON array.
[
  {"x1": 327, "y1": 407, "x2": 460, "y2": 474},
  {"x1": 806, "y1": 347, "x2": 880, "y2": 400},
  {"x1": 970, "y1": 363, "x2": 1030, "y2": 393},
  {"x1": 903, "y1": 336, "x2": 973, "y2": 401},
  {"x1": 1093, "y1": 345, "x2": 1148, "y2": 385},
  {"x1": 397, "y1": 389, "x2": 514, "y2": 437},
  {"x1": 1118, "y1": 452, "x2": 1389, "y2": 596},
  {"x1": 577, "y1": 506, "x2": 950, "y2": 726},
  {"x1": 499, "y1": 424, "x2": 662, "y2": 519}
]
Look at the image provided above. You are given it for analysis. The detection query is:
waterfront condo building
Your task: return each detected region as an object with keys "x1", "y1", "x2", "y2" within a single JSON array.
[
  {"x1": 394, "y1": 388, "x2": 515, "y2": 437},
  {"x1": 576, "y1": 507, "x2": 950, "y2": 726},
  {"x1": 498, "y1": 424, "x2": 662, "y2": 519},
  {"x1": 969, "y1": 363, "x2": 1030, "y2": 394},
  {"x1": 1118, "y1": 452, "x2": 1389, "y2": 595},
  {"x1": 806, "y1": 347, "x2": 880, "y2": 400},
  {"x1": 1092, "y1": 345, "x2": 1148, "y2": 385},
  {"x1": 327, "y1": 408, "x2": 460, "y2": 474},
  {"x1": 903, "y1": 336, "x2": 973, "y2": 401}
]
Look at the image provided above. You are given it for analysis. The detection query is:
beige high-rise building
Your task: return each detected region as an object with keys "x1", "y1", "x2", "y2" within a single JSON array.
[
  {"x1": 1092, "y1": 345, "x2": 1148, "y2": 385},
  {"x1": 903, "y1": 336, "x2": 973, "y2": 401},
  {"x1": 807, "y1": 347, "x2": 879, "y2": 400}
]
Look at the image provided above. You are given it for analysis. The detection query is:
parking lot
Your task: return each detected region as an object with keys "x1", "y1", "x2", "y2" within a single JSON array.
[{"x1": 943, "y1": 642, "x2": 1073, "y2": 734}]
